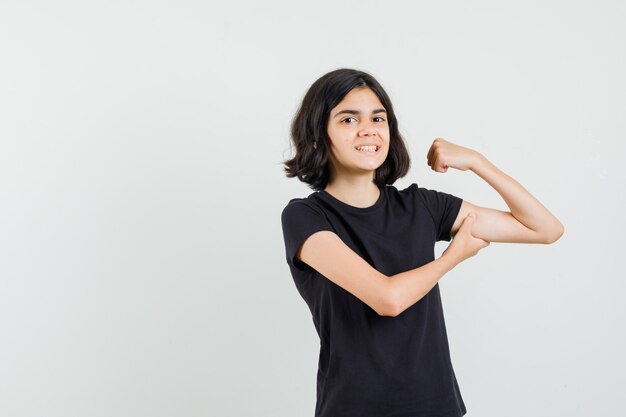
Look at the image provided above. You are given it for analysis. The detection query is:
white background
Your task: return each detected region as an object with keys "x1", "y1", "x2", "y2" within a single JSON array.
[{"x1": 1, "y1": 0, "x2": 624, "y2": 416}]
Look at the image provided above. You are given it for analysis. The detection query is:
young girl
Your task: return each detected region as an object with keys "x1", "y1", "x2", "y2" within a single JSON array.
[{"x1": 280, "y1": 68, "x2": 563, "y2": 417}]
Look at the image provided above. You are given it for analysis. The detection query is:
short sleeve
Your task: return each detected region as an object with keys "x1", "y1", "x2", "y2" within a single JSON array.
[
  {"x1": 281, "y1": 200, "x2": 335, "y2": 271},
  {"x1": 413, "y1": 184, "x2": 463, "y2": 242}
]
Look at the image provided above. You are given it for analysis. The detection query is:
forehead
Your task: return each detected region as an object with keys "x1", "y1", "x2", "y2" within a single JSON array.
[{"x1": 334, "y1": 87, "x2": 384, "y2": 109}]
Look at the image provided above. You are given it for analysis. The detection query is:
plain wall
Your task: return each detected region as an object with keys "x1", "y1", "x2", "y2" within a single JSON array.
[{"x1": 1, "y1": 0, "x2": 624, "y2": 416}]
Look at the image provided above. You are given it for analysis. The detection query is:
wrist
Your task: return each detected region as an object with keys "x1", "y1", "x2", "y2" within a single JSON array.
[
  {"x1": 438, "y1": 251, "x2": 461, "y2": 270},
  {"x1": 470, "y1": 151, "x2": 487, "y2": 172}
]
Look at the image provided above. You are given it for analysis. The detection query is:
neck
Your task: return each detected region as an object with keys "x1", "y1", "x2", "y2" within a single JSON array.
[{"x1": 324, "y1": 173, "x2": 380, "y2": 208}]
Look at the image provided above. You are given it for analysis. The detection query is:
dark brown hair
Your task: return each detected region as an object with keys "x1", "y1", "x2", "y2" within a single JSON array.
[{"x1": 283, "y1": 68, "x2": 411, "y2": 191}]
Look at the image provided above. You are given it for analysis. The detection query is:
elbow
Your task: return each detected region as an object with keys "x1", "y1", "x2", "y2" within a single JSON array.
[
  {"x1": 543, "y1": 223, "x2": 565, "y2": 244},
  {"x1": 380, "y1": 305, "x2": 400, "y2": 317},
  {"x1": 379, "y1": 286, "x2": 404, "y2": 317},
  {"x1": 376, "y1": 299, "x2": 399, "y2": 317}
]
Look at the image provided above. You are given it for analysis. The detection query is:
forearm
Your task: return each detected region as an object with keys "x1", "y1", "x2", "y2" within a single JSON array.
[
  {"x1": 471, "y1": 153, "x2": 563, "y2": 237},
  {"x1": 387, "y1": 253, "x2": 460, "y2": 316}
]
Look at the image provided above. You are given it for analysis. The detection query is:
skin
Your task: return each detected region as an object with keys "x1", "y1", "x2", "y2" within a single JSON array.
[
  {"x1": 297, "y1": 86, "x2": 565, "y2": 316},
  {"x1": 427, "y1": 138, "x2": 565, "y2": 244},
  {"x1": 324, "y1": 87, "x2": 565, "y2": 245},
  {"x1": 323, "y1": 87, "x2": 390, "y2": 208}
]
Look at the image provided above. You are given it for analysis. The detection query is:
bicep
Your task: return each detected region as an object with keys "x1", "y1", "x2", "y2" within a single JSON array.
[
  {"x1": 451, "y1": 200, "x2": 548, "y2": 244},
  {"x1": 296, "y1": 230, "x2": 396, "y2": 316}
]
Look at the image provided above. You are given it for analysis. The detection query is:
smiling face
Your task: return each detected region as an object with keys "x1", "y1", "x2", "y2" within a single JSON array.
[{"x1": 325, "y1": 87, "x2": 390, "y2": 180}]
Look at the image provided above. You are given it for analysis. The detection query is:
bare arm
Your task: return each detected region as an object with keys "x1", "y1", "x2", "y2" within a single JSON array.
[
  {"x1": 463, "y1": 154, "x2": 564, "y2": 243},
  {"x1": 297, "y1": 214, "x2": 482, "y2": 317},
  {"x1": 297, "y1": 231, "x2": 395, "y2": 316},
  {"x1": 388, "y1": 212, "x2": 484, "y2": 316},
  {"x1": 471, "y1": 154, "x2": 564, "y2": 243},
  {"x1": 386, "y1": 254, "x2": 460, "y2": 316},
  {"x1": 427, "y1": 138, "x2": 564, "y2": 244}
]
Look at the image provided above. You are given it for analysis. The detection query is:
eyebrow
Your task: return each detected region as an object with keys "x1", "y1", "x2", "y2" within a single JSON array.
[{"x1": 332, "y1": 108, "x2": 387, "y2": 119}]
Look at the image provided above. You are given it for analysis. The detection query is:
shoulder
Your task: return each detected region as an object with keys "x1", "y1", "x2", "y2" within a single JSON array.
[
  {"x1": 403, "y1": 182, "x2": 460, "y2": 205},
  {"x1": 388, "y1": 182, "x2": 424, "y2": 196},
  {"x1": 392, "y1": 182, "x2": 462, "y2": 219},
  {"x1": 386, "y1": 182, "x2": 423, "y2": 204},
  {"x1": 282, "y1": 191, "x2": 323, "y2": 211},
  {"x1": 281, "y1": 194, "x2": 327, "y2": 224},
  {"x1": 397, "y1": 182, "x2": 439, "y2": 196}
]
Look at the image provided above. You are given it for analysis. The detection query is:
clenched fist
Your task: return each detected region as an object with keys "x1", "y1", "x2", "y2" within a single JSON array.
[{"x1": 426, "y1": 138, "x2": 482, "y2": 173}]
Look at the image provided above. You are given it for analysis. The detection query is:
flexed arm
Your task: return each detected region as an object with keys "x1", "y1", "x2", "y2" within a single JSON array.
[{"x1": 427, "y1": 138, "x2": 564, "y2": 244}]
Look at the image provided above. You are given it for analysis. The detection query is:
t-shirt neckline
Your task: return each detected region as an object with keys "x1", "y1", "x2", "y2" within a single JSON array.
[{"x1": 317, "y1": 186, "x2": 386, "y2": 213}]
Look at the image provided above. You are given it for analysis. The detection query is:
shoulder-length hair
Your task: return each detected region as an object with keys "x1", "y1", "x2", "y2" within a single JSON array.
[{"x1": 283, "y1": 68, "x2": 411, "y2": 191}]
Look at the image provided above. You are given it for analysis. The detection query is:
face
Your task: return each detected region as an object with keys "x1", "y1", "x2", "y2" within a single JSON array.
[{"x1": 326, "y1": 87, "x2": 390, "y2": 178}]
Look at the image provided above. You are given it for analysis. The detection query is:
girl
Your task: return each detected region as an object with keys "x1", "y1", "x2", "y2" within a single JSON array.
[{"x1": 280, "y1": 68, "x2": 563, "y2": 417}]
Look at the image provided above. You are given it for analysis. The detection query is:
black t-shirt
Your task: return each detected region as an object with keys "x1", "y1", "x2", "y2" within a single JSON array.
[{"x1": 280, "y1": 182, "x2": 466, "y2": 417}]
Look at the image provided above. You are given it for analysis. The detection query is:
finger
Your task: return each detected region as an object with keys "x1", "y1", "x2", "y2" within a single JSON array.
[
  {"x1": 432, "y1": 154, "x2": 444, "y2": 173},
  {"x1": 430, "y1": 153, "x2": 437, "y2": 171},
  {"x1": 427, "y1": 141, "x2": 436, "y2": 163},
  {"x1": 476, "y1": 237, "x2": 489, "y2": 246},
  {"x1": 426, "y1": 146, "x2": 434, "y2": 166},
  {"x1": 461, "y1": 213, "x2": 475, "y2": 228}
]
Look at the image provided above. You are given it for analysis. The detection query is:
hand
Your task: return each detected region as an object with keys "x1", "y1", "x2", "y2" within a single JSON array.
[
  {"x1": 426, "y1": 138, "x2": 482, "y2": 172},
  {"x1": 442, "y1": 213, "x2": 490, "y2": 264}
]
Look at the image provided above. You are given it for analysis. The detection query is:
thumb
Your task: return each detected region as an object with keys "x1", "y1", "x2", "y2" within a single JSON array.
[{"x1": 462, "y1": 213, "x2": 476, "y2": 227}]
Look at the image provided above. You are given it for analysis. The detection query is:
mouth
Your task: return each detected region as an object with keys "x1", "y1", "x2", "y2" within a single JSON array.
[{"x1": 354, "y1": 145, "x2": 381, "y2": 155}]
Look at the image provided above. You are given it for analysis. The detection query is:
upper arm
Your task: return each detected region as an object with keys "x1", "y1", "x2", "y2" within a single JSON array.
[
  {"x1": 450, "y1": 200, "x2": 557, "y2": 244},
  {"x1": 296, "y1": 230, "x2": 397, "y2": 317}
]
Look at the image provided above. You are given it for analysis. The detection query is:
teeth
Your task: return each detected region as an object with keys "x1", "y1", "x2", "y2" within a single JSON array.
[{"x1": 356, "y1": 145, "x2": 378, "y2": 152}]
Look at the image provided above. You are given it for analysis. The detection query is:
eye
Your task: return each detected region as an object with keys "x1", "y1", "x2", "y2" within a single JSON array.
[
  {"x1": 374, "y1": 117, "x2": 386, "y2": 122},
  {"x1": 342, "y1": 117, "x2": 357, "y2": 123}
]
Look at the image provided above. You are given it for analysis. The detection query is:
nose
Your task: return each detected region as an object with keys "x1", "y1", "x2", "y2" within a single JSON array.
[{"x1": 358, "y1": 121, "x2": 377, "y2": 136}]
